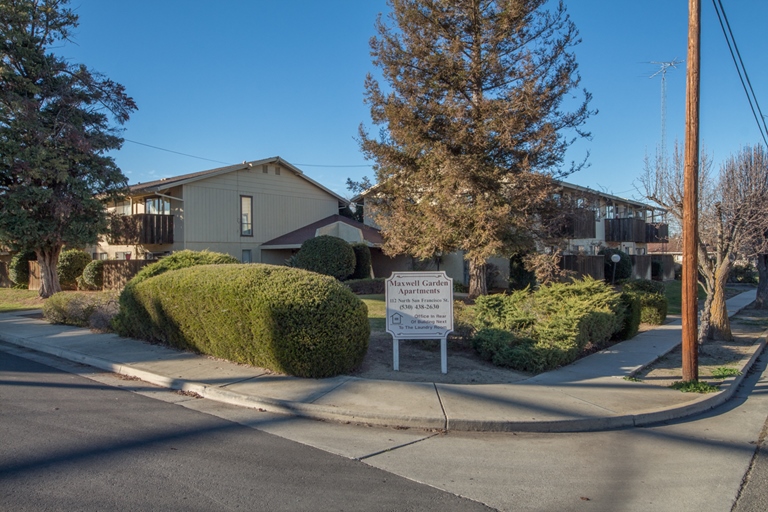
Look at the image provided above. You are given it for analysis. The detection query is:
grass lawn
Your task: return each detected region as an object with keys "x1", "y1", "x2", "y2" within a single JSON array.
[
  {"x1": 663, "y1": 279, "x2": 752, "y2": 315},
  {"x1": 0, "y1": 288, "x2": 43, "y2": 312},
  {"x1": 359, "y1": 294, "x2": 386, "y2": 332}
]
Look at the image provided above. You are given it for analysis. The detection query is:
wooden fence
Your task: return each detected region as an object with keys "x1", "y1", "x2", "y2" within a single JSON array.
[
  {"x1": 0, "y1": 262, "x2": 11, "y2": 288},
  {"x1": 631, "y1": 255, "x2": 652, "y2": 280},
  {"x1": 26, "y1": 259, "x2": 152, "y2": 291},
  {"x1": 102, "y1": 260, "x2": 153, "y2": 290},
  {"x1": 560, "y1": 254, "x2": 604, "y2": 280}
]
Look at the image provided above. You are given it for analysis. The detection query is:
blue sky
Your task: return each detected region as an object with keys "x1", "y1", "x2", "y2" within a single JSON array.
[{"x1": 60, "y1": 1, "x2": 768, "y2": 200}]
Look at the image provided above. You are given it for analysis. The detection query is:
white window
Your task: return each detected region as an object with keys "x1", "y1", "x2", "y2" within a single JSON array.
[{"x1": 240, "y1": 196, "x2": 253, "y2": 236}]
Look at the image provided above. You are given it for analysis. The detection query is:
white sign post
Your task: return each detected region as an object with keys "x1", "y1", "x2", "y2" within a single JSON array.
[{"x1": 385, "y1": 271, "x2": 454, "y2": 374}]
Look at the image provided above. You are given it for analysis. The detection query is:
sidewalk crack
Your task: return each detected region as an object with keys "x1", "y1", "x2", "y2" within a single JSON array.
[
  {"x1": 434, "y1": 382, "x2": 449, "y2": 430},
  {"x1": 356, "y1": 433, "x2": 440, "y2": 461}
]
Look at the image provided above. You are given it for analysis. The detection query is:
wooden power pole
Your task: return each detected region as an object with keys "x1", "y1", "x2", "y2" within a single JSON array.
[{"x1": 682, "y1": 0, "x2": 701, "y2": 381}]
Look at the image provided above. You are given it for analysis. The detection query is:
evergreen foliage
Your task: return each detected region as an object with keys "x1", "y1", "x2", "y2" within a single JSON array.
[
  {"x1": 359, "y1": 0, "x2": 593, "y2": 297},
  {"x1": 43, "y1": 290, "x2": 114, "y2": 327},
  {"x1": 129, "y1": 250, "x2": 239, "y2": 287},
  {"x1": 114, "y1": 264, "x2": 370, "y2": 378},
  {"x1": 471, "y1": 278, "x2": 625, "y2": 372},
  {"x1": 8, "y1": 251, "x2": 35, "y2": 287},
  {"x1": 0, "y1": 0, "x2": 137, "y2": 297},
  {"x1": 294, "y1": 235, "x2": 356, "y2": 280},
  {"x1": 622, "y1": 279, "x2": 668, "y2": 325},
  {"x1": 350, "y1": 243, "x2": 372, "y2": 279},
  {"x1": 56, "y1": 249, "x2": 91, "y2": 289},
  {"x1": 81, "y1": 259, "x2": 105, "y2": 289},
  {"x1": 600, "y1": 248, "x2": 632, "y2": 282}
]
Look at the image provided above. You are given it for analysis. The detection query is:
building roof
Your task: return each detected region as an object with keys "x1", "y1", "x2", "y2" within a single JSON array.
[
  {"x1": 261, "y1": 215, "x2": 383, "y2": 249},
  {"x1": 128, "y1": 156, "x2": 348, "y2": 204}
]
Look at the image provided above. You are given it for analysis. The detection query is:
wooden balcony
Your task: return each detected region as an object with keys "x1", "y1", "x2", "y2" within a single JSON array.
[
  {"x1": 563, "y1": 209, "x2": 596, "y2": 239},
  {"x1": 604, "y1": 218, "x2": 647, "y2": 243},
  {"x1": 645, "y1": 223, "x2": 669, "y2": 243},
  {"x1": 109, "y1": 214, "x2": 174, "y2": 245}
]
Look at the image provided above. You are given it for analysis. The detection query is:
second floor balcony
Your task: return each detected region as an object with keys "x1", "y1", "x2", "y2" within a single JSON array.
[
  {"x1": 109, "y1": 214, "x2": 174, "y2": 245},
  {"x1": 604, "y1": 218, "x2": 646, "y2": 243}
]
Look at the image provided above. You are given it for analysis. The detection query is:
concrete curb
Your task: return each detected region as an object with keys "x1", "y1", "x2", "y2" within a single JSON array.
[{"x1": 2, "y1": 328, "x2": 765, "y2": 433}]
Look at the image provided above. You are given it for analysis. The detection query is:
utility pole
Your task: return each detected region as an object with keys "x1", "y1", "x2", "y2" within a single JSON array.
[{"x1": 682, "y1": 0, "x2": 700, "y2": 381}]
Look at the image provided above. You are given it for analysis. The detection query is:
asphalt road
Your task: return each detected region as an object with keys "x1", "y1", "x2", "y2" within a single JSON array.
[{"x1": 0, "y1": 351, "x2": 492, "y2": 512}]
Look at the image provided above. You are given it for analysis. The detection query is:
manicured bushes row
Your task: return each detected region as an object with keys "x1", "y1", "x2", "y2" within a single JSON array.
[
  {"x1": 113, "y1": 264, "x2": 369, "y2": 378},
  {"x1": 471, "y1": 278, "x2": 625, "y2": 372}
]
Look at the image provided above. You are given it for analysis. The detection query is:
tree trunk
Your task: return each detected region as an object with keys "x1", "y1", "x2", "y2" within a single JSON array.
[
  {"x1": 468, "y1": 260, "x2": 487, "y2": 299},
  {"x1": 755, "y1": 253, "x2": 768, "y2": 309},
  {"x1": 706, "y1": 265, "x2": 733, "y2": 341},
  {"x1": 36, "y1": 246, "x2": 62, "y2": 298}
]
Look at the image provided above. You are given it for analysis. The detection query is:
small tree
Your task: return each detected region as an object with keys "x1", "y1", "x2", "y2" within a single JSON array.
[
  {"x1": 359, "y1": 0, "x2": 593, "y2": 298},
  {"x1": 0, "y1": 0, "x2": 136, "y2": 297},
  {"x1": 641, "y1": 143, "x2": 768, "y2": 340}
]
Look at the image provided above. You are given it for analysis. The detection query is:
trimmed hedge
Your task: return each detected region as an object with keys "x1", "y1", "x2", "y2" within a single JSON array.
[
  {"x1": 616, "y1": 292, "x2": 642, "y2": 340},
  {"x1": 57, "y1": 249, "x2": 91, "y2": 290},
  {"x1": 294, "y1": 235, "x2": 356, "y2": 280},
  {"x1": 129, "y1": 250, "x2": 239, "y2": 286},
  {"x1": 622, "y1": 279, "x2": 667, "y2": 325},
  {"x1": 471, "y1": 278, "x2": 625, "y2": 372},
  {"x1": 345, "y1": 277, "x2": 385, "y2": 295},
  {"x1": 114, "y1": 264, "x2": 369, "y2": 378},
  {"x1": 9, "y1": 251, "x2": 35, "y2": 287},
  {"x1": 81, "y1": 260, "x2": 105, "y2": 289},
  {"x1": 350, "y1": 243, "x2": 372, "y2": 279}
]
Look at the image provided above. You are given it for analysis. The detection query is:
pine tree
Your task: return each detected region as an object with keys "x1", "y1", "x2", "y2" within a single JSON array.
[
  {"x1": 0, "y1": 0, "x2": 136, "y2": 297},
  {"x1": 359, "y1": 0, "x2": 593, "y2": 297}
]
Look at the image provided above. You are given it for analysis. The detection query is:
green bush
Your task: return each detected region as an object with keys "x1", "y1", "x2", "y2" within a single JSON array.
[
  {"x1": 470, "y1": 278, "x2": 625, "y2": 372},
  {"x1": 730, "y1": 263, "x2": 758, "y2": 284},
  {"x1": 114, "y1": 264, "x2": 369, "y2": 378},
  {"x1": 350, "y1": 243, "x2": 372, "y2": 280},
  {"x1": 294, "y1": 235, "x2": 356, "y2": 280},
  {"x1": 81, "y1": 260, "x2": 105, "y2": 289},
  {"x1": 129, "y1": 250, "x2": 239, "y2": 286},
  {"x1": 9, "y1": 251, "x2": 36, "y2": 287},
  {"x1": 600, "y1": 248, "x2": 632, "y2": 282},
  {"x1": 345, "y1": 277, "x2": 384, "y2": 295},
  {"x1": 509, "y1": 252, "x2": 537, "y2": 290},
  {"x1": 43, "y1": 291, "x2": 118, "y2": 328},
  {"x1": 622, "y1": 279, "x2": 665, "y2": 295},
  {"x1": 616, "y1": 292, "x2": 642, "y2": 340},
  {"x1": 57, "y1": 249, "x2": 92, "y2": 290},
  {"x1": 638, "y1": 292, "x2": 667, "y2": 325}
]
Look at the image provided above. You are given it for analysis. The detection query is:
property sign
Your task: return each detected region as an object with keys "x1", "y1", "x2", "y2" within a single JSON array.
[{"x1": 385, "y1": 271, "x2": 453, "y2": 373}]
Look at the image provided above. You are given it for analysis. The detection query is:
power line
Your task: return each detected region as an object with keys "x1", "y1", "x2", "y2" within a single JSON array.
[
  {"x1": 123, "y1": 139, "x2": 371, "y2": 169},
  {"x1": 711, "y1": 0, "x2": 768, "y2": 148},
  {"x1": 124, "y1": 139, "x2": 230, "y2": 165}
]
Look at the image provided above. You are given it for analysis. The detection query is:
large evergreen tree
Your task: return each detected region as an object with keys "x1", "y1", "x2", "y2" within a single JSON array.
[
  {"x1": 0, "y1": 0, "x2": 136, "y2": 297},
  {"x1": 359, "y1": 0, "x2": 593, "y2": 297}
]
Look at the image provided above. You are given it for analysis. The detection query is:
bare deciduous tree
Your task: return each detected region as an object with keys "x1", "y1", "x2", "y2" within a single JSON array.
[{"x1": 640, "y1": 143, "x2": 768, "y2": 341}]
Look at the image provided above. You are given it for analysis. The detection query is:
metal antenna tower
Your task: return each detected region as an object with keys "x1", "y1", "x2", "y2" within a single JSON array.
[{"x1": 650, "y1": 59, "x2": 683, "y2": 156}]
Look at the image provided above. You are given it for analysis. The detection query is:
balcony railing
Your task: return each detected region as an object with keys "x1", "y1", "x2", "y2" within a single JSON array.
[
  {"x1": 604, "y1": 218, "x2": 646, "y2": 243},
  {"x1": 109, "y1": 214, "x2": 174, "y2": 245},
  {"x1": 564, "y1": 209, "x2": 596, "y2": 239},
  {"x1": 645, "y1": 223, "x2": 669, "y2": 243}
]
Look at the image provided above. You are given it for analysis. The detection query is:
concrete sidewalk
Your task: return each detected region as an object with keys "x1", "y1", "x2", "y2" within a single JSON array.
[{"x1": 1, "y1": 290, "x2": 764, "y2": 433}]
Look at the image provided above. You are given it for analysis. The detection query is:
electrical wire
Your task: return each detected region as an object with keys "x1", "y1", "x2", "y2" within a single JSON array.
[
  {"x1": 123, "y1": 138, "x2": 371, "y2": 169},
  {"x1": 712, "y1": 0, "x2": 768, "y2": 148}
]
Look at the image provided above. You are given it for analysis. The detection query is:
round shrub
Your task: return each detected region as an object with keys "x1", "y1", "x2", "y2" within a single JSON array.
[
  {"x1": 57, "y1": 249, "x2": 91, "y2": 289},
  {"x1": 616, "y1": 292, "x2": 642, "y2": 340},
  {"x1": 294, "y1": 235, "x2": 356, "y2": 280},
  {"x1": 600, "y1": 248, "x2": 632, "y2": 282},
  {"x1": 81, "y1": 260, "x2": 105, "y2": 289},
  {"x1": 43, "y1": 291, "x2": 117, "y2": 328},
  {"x1": 350, "y1": 242, "x2": 372, "y2": 279},
  {"x1": 639, "y1": 293, "x2": 668, "y2": 325},
  {"x1": 622, "y1": 279, "x2": 665, "y2": 295},
  {"x1": 114, "y1": 264, "x2": 370, "y2": 378},
  {"x1": 9, "y1": 251, "x2": 35, "y2": 287}
]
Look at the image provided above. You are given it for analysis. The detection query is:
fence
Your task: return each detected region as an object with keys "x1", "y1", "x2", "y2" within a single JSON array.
[
  {"x1": 631, "y1": 255, "x2": 652, "y2": 280},
  {"x1": 102, "y1": 260, "x2": 153, "y2": 290},
  {"x1": 28, "y1": 261, "x2": 41, "y2": 290},
  {"x1": 560, "y1": 254, "x2": 604, "y2": 280},
  {"x1": 0, "y1": 261, "x2": 10, "y2": 288}
]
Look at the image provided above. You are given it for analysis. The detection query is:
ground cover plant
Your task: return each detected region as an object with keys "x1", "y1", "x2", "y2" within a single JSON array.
[
  {"x1": 470, "y1": 278, "x2": 626, "y2": 372},
  {"x1": 114, "y1": 264, "x2": 369, "y2": 378},
  {"x1": 43, "y1": 291, "x2": 118, "y2": 329}
]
